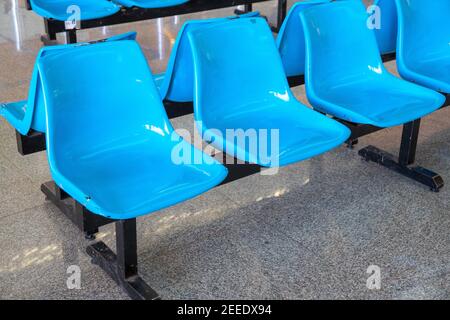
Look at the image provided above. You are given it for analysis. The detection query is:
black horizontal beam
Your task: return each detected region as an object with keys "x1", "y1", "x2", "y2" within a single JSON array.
[{"x1": 43, "y1": 0, "x2": 271, "y2": 34}]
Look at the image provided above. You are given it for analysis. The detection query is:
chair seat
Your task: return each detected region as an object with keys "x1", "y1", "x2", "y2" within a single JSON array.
[
  {"x1": 115, "y1": 0, "x2": 189, "y2": 9},
  {"x1": 56, "y1": 136, "x2": 227, "y2": 220},
  {"x1": 404, "y1": 55, "x2": 450, "y2": 93},
  {"x1": 204, "y1": 101, "x2": 350, "y2": 167},
  {"x1": 300, "y1": 1, "x2": 445, "y2": 129},
  {"x1": 30, "y1": 0, "x2": 120, "y2": 21},
  {"x1": 314, "y1": 75, "x2": 445, "y2": 127}
]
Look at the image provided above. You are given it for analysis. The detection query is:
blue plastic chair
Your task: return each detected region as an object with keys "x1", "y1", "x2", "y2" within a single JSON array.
[
  {"x1": 300, "y1": 0, "x2": 445, "y2": 128},
  {"x1": 116, "y1": 0, "x2": 189, "y2": 9},
  {"x1": 0, "y1": 32, "x2": 137, "y2": 136},
  {"x1": 372, "y1": 0, "x2": 398, "y2": 55},
  {"x1": 276, "y1": 0, "x2": 330, "y2": 78},
  {"x1": 38, "y1": 40, "x2": 227, "y2": 219},
  {"x1": 156, "y1": 12, "x2": 259, "y2": 102},
  {"x1": 29, "y1": 0, "x2": 120, "y2": 21},
  {"x1": 395, "y1": 0, "x2": 450, "y2": 94},
  {"x1": 187, "y1": 17, "x2": 350, "y2": 167}
]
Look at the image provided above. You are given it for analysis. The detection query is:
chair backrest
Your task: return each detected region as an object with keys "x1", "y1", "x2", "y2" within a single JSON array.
[
  {"x1": 395, "y1": 0, "x2": 450, "y2": 64},
  {"x1": 372, "y1": 0, "x2": 397, "y2": 54},
  {"x1": 187, "y1": 17, "x2": 292, "y2": 128},
  {"x1": 161, "y1": 12, "x2": 260, "y2": 102},
  {"x1": 300, "y1": 0, "x2": 386, "y2": 95},
  {"x1": 276, "y1": 0, "x2": 330, "y2": 77},
  {"x1": 38, "y1": 40, "x2": 173, "y2": 168},
  {"x1": 25, "y1": 32, "x2": 137, "y2": 134}
]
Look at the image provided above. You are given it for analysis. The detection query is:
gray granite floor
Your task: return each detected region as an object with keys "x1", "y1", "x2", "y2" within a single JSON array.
[{"x1": 0, "y1": 0, "x2": 449, "y2": 300}]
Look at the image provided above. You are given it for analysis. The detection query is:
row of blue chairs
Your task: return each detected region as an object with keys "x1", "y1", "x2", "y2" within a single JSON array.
[
  {"x1": 1, "y1": 0, "x2": 449, "y2": 299},
  {"x1": 28, "y1": 0, "x2": 190, "y2": 20},
  {"x1": 3, "y1": 0, "x2": 449, "y2": 218}
]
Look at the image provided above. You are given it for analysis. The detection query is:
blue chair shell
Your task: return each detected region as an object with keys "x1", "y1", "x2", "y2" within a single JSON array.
[
  {"x1": 115, "y1": 0, "x2": 189, "y2": 9},
  {"x1": 187, "y1": 17, "x2": 350, "y2": 167},
  {"x1": 395, "y1": 0, "x2": 450, "y2": 94},
  {"x1": 38, "y1": 40, "x2": 227, "y2": 219},
  {"x1": 29, "y1": 0, "x2": 120, "y2": 21},
  {"x1": 276, "y1": 0, "x2": 330, "y2": 78},
  {"x1": 0, "y1": 32, "x2": 137, "y2": 135},
  {"x1": 157, "y1": 11, "x2": 260, "y2": 102},
  {"x1": 300, "y1": 0, "x2": 444, "y2": 127},
  {"x1": 372, "y1": 0, "x2": 398, "y2": 55}
]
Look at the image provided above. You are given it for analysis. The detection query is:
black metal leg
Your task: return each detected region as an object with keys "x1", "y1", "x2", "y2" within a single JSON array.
[
  {"x1": 272, "y1": 0, "x2": 287, "y2": 32},
  {"x1": 87, "y1": 219, "x2": 160, "y2": 300},
  {"x1": 399, "y1": 120, "x2": 420, "y2": 166},
  {"x1": 66, "y1": 30, "x2": 77, "y2": 44},
  {"x1": 41, "y1": 19, "x2": 58, "y2": 45},
  {"x1": 358, "y1": 120, "x2": 444, "y2": 192},
  {"x1": 346, "y1": 138, "x2": 359, "y2": 149},
  {"x1": 26, "y1": 0, "x2": 32, "y2": 10},
  {"x1": 16, "y1": 130, "x2": 46, "y2": 155}
]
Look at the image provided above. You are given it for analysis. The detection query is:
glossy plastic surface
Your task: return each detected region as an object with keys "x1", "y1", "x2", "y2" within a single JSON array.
[
  {"x1": 157, "y1": 12, "x2": 259, "y2": 102},
  {"x1": 116, "y1": 0, "x2": 189, "y2": 9},
  {"x1": 38, "y1": 40, "x2": 227, "y2": 219},
  {"x1": 372, "y1": 0, "x2": 397, "y2": 54},
  {"x1": 395, "y1": 0, "x2": 450, "y2": 93},
  {"x1": 300, "y1": 0, "x2": 444, "y2": 128},
  {"x1": 30, "y1": 0, "x2": 120, "y2": 21},
  {"x1": 276, "y1": 0, "x2": 330, "y2": 77},
  {"x1": 188, "y1": 18, "x2": 350, "y2": 167},
  {"x1": 0, "y1": 32, "x2": 137, "y2": 135}
]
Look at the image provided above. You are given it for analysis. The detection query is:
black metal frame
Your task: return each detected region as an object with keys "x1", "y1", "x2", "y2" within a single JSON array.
[{"x1": 28, "y1": 0, "x2": 279, "y2": 44}]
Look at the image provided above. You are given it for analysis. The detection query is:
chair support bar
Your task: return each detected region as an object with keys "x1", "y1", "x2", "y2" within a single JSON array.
[
  {"x1": 41, "y1": 181, "x2": 114, "y2": 239},
  {"x1": 87, "y1": 219, "x2": 161, "y2": 300},
  {"x1": 358, "y1": 120, "x2": 444, "y2": 192},
  {"x1": 16, "y1": 129, "x2": 46, "y2": 155}
]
